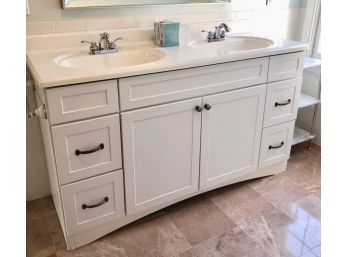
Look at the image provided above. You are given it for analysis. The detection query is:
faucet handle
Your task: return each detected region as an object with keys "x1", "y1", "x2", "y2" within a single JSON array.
[
  {"x1": 201, "y1": 30, "x2": 213, "y2": 35},
  {"x1": 201, "y1": 30, "x2": 214, "y2": 41},
  {"x1": 107, "y1": 37, "x2": 123, "y2": 52},
  {"x1": 112, "y1": 37, "x2": 123, "y2": 43},
  {"x1": 81, "y1": 40, "x2": 96, "y2": 45},
  {"x1": 81, "y1": 40, "x2": 98, "y2": 55}
]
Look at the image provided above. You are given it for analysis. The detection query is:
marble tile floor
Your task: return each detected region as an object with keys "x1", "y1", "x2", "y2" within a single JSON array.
[{"x1": 27, "y1": 143, "x2": 321, "y2": 257}]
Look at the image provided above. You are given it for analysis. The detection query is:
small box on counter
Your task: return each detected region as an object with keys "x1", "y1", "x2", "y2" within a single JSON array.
[{"x1": 154, "y1": 20, "x2": 180, "y2": 47}]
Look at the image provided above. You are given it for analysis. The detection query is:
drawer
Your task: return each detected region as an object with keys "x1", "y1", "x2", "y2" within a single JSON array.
[
  {"x1": 61, "y1": 171, "x2": 125, "y2": 235},
  {"x1": 259, "y1": 121, "x2": 295, "y2": 169},
  {"x1": 46, "y1": 80, "x2": 119, "y2": 124},
  {"x1": 52, "y1": 115, "x2": 122, "y2": 184},
  {"x1": 119, "y1": 57, "x2": 268, "y2": 110},
  {"x1": 263, "y1": 78, "x2": 302, "y2": 127},
  {"x1": 268, "y1": 52, "x2": 305, "y2": 82}
]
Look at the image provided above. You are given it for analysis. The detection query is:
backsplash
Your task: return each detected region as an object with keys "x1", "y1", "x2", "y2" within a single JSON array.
[
  {"x1": 27, "y1": 8, "x2": 306, "y2": 53},
  {"x1": 27, "y1": 9, "x2": 304, "y2": 40}
]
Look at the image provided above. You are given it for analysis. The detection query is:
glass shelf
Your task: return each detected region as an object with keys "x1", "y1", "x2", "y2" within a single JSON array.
[
  {"x1": 298, "y1": 93, "x2": 320, "y2": 109},
  {"x1": 292, "y1": 127, "x2": 315, "y2": 146}
]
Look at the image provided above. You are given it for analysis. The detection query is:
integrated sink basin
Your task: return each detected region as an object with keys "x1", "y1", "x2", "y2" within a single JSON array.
[
  {"x1": 54, "y1": 49, "x2": 166, "y2": 69},
  {"x1": 189, "y1": 36, "x2": 274, "y2": 53}
]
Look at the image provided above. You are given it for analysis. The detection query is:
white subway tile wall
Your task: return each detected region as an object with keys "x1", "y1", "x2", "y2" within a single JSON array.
[
  {"x1": 54, "y1": 20, "x2": 84, "y2": 33},
  {"x1": 27, "y1": 21, "x2": 55, "y2": 35},
  {"x1": 26, "y1": 9, "x2": 304, "y2": 41}
]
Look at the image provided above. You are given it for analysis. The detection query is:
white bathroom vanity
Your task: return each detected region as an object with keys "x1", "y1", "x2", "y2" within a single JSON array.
[{"x1": 26, "y1": 30, "x2": 306, "y2": 250}]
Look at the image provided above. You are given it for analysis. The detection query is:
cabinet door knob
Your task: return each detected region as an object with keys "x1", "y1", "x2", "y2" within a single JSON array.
[
  {"x1": 195, "y1": 106, "x2": 203, "y2": 112},
  {"x1": 204, "y1": 104, "x2": 212, "y2": 110},
  {"x1": 275, "y1": 99, "x2": 291, "y2": 107}
]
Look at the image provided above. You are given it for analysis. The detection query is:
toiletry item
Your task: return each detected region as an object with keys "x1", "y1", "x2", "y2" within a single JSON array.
[{"x1": 154, "y1": 20, "x2": 180, "y2": 47}]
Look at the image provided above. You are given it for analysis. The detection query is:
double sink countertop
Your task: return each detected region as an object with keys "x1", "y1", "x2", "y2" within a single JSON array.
[{"x1": 27, "y1": 34, "x2": 307, "y2": 88}]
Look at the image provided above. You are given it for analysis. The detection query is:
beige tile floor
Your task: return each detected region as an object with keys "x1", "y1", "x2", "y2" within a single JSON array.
[{"x1": 27, "y1": 143, "x2": 321, "y2": 257}]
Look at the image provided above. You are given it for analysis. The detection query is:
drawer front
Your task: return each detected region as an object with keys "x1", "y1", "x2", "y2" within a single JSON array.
[
  {"x1": 52, "y1": 115, "x2": 122, "y2": 184},
  {"x1": 119, "y1": 57, "x2": 268, "y2": 110},
  {"x1": 268, "y1": 52, "x2": 305, "y2": 82},
  {"x1": 263, "y1": 78, "x2": 302, "y2": 127},
  {"x1": 61, "y1": 171, "x2": 125, "y2": 235},
  {"x1": 259, "y1": 121, "x2": 295, "y2": 169},
  {"x1": 46, "y1": 80, "x2": 119, "y2": 124}
]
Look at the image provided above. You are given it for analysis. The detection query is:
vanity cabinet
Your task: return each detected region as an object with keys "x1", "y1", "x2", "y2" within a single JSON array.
[{"x1": 34, "y1": 51, "x2": 304, "y2": 250}]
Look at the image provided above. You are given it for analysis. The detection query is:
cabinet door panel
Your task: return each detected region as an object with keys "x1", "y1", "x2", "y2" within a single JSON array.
[
  {"x1": 200, "y1": 85, "x2": 266, "y2": 190},
  {"x1": 122, "y1": 98, "x2": 201, "y2": 215}
]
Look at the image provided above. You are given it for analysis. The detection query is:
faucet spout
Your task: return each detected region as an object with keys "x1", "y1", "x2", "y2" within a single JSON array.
[
  {"x1": 82, "y1": 32, "x2": 122, "y2": 55},
  {"x1": 99, "y1": 32, "x2": 111, "y2": 50},
  {"x1": 218, "y1": 23, "x2": 230, "y2": 32},
  {"x1": 210, "y1": 23, "x2": 230, "y2": 42}
]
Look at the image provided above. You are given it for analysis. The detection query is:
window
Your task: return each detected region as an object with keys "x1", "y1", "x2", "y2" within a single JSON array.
[
  {"x1": 312, "y1": 10, "x2": 321, "y2": 59},
  {"x1": 300, "y1": 0, "x2": 321, "y2": 58}
]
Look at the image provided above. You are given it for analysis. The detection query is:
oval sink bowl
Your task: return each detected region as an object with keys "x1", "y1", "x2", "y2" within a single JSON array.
[
  {"x1": 55, "y1": 49, "x2": 166, "y2": 69},
  {"x1": 190, "y1": 36, "x2": 274, "y2": 53}
]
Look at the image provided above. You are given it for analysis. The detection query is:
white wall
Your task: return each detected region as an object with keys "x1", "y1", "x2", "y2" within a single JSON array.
[{"x1": 26, "y1": 0, "x2": 308, "y2": 200}]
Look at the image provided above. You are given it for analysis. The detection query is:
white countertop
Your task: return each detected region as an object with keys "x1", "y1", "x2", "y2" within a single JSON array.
[{"x1": 27, "y1": 37, "x2": 307, "y2": 88}]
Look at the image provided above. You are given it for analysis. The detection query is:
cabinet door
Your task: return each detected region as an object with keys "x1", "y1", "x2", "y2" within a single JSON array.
[
  {"x1": 122, "y1": 98, "x2": 202, "y2": 215},
  {"x1": 200, "y1": 85, "x2": 266, "y2": 190}
]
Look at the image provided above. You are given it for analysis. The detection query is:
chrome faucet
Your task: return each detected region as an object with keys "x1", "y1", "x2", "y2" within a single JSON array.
[
  {"x1": 202, "y1": 23, "x2": 231, "y2": 43},
  {"x1": 81, "y1": 32, "x2": 123, "y2": 55}
]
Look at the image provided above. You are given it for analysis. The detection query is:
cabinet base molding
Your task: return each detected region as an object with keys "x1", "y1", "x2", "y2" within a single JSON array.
[{"x1": 65, "y1": 161, "x2": 287, "y2": 250}]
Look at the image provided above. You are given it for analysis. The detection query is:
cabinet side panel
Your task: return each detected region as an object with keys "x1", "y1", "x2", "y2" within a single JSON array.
[{"x1": 37, "y1": 88, "x2": 67, "y2": 238}]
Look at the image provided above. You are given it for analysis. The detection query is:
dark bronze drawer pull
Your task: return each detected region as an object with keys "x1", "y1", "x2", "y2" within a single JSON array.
[
  {"x1": 75, "y1": 143, "x2": 104, "y2": 156},
  {"x1": 82, "y1": 196, "x2": 109, "y2": 209},
  {"x1": 269, "y1": 141, "x2": 285, "y2": 150},
  {"x1": 275, "y1": 99, "x2": 291, "y2": 107}
]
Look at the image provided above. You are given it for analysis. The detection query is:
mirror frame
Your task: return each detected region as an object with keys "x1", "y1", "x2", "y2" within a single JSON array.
[{"x1": 62, "y1": 0, "x2": 231, "y2": 9}]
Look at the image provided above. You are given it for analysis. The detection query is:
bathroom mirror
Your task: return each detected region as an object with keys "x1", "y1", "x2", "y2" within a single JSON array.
[{"x1": 62, "y1": 0, "x2": 231, "y2": 9}]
